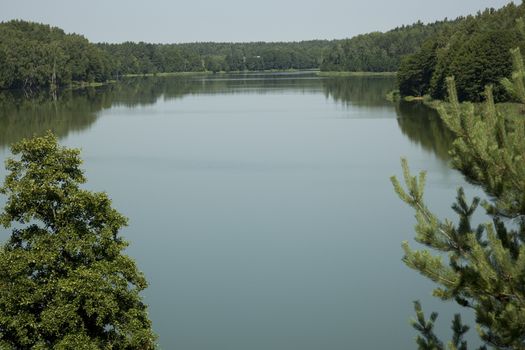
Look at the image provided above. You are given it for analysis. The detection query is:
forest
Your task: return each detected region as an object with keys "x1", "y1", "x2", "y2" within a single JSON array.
[
  {"x1": 1, "y1": 1, "x2": 522, "y2": 102},
  {"x1": 0, "y1": 21, "x2": 114, "y2": 91},
  {"x1": 0, "y1": 20, "x2": 334, "y2": 90},
  {"x1": 319, "y1": 19, "x2": 456, "y2": 72},
  {"x1": 397, "y1": 2, "x2": 525, "y2": 102},
  {"x1": 0, "y1": 14, "x2": 453, "y2": 92},
  {"x1": 97, "y1": 40, "x2": 332, "y2": 75}
]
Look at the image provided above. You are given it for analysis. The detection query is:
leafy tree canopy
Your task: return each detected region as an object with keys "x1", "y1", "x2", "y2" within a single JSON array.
[
  {"x1": 0, "y1": 133, "x2": 156, "y2": 349},
  {"x1": 398, "y1": 3, "x2": 525, "y2": 102}
]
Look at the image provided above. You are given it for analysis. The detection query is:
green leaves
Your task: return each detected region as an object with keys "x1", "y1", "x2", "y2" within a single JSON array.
[
  {"x1": 393, "y1": 60, "x2": 525, "y2": 347},
  {"x1": 399, "y1": 5, "x2": 524, "y2": 102},
  {"x1": 0, "y1": 133, "x2": 156, "y2": 349},
  {"x1": 390, "y1": 158, "x2": 426, "y2": 206},
  {"x1": 441, "y1": 77, "x2": 525, "y2": 220},
  {"x1": 0, "y1": 20, "x2": 114, "y2": 90},
  {"x1": 412, "y1": 301, "x2": 444, "y2": 350},
  {"x1": 394, "y1": 152, "x2": 525, "y2": 347},
  {"x1": 502, "y1": 48, "x2": 525, "y2": 104}
]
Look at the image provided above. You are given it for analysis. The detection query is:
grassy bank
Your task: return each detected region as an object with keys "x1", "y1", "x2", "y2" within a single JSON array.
[
  {"x1": 123, "y1": 68, "x2": 320, "y2": 78},
  {"x1": 317, "y1": 71, "x2": 397, "y2": 77},
  {"x1": 123, "y1": 71, "x2": 212, "y2": 78},
  {"x1": 399, "y1": 94, "x2": 523, "y2": 119},
  {"x1": 68, "y1": 80, "x2": 117, "y2": 89}
]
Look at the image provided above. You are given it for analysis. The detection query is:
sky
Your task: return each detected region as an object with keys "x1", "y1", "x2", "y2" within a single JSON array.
[{"x1": 0, "y1": 0, "x2": 517, "y2": 43}]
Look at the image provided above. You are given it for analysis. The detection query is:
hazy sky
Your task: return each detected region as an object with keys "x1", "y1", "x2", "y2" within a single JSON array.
[{"x1": 0, "y1": 0, "x2": 517, "y2": 43}]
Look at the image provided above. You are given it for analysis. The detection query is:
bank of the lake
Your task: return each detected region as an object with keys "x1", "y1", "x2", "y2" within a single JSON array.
[
  {"x1": 123, "y1": 71, "x2": 212, "y2": 78},
  {"x1": 123, "y1": 68, "x2": 321, "y2": 78},
  {"x1": 399, "y1": 94, "x2": 524, "y2": 120},
  {"x1": 317, "y1": 71, "x2": 397, "y2": 77},
  {"x1": 68, "y1": 80, "x2": 118, "y2": 89}
]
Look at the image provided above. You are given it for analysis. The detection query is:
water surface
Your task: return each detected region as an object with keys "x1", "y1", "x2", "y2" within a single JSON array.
[{"x1": 0, "y1": 72, "x2": 479, "y2": 350}]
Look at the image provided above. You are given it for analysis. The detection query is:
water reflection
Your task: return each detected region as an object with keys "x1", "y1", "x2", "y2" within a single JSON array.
[
  {"x1": 0, "y1": 89, "x2": 102, "y2": 148},
  {"x1": 0, "y1": 72, "x2": 466, "y2": 350},
  {"x1": 0, "y1": 73, "x2": 453, "y2": 161},
  {"x1": 321, "y1": 76, "x2": 397, "y2": 108},
  {"x1": 394, "y1": 101, "x2": 455, "y2": 160}
]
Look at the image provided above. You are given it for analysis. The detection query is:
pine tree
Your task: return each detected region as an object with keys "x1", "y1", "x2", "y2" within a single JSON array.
[
  {"x1": 391, "y1": 44, "x2": 525, "y2": 349},
  {"x1": 0, "y1": 133, "x2": 156, "y2": 349}
]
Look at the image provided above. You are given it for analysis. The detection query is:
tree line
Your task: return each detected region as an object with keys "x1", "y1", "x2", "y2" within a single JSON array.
[
  {"x1": 0, "y1": 20, "x2": 114, "y2": 91},
  {"x1": 319, "y1": 19, "x2": 456, "y2": 72},
  {"x1": 0, "y1": 20, "x2": 334, "y2": 90},
  {"x1": 97, "y1": 40, "x2": 332, "y2": 75},
  {"x1": 397, "y1": 2, "x2": 525, "y2": 102},
  {"x1": 2, "y1": 1, "x2": 522, "y2": 100}
]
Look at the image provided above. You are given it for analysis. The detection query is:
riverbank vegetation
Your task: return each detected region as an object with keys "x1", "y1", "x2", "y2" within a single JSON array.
[
  {"x1": 2, "y1": 2, "x2": 520, "y2": 93},
  {"x1": 0, "y1": 20, "x2": 333, "y2": 90},
  {"x1": 320, "y1": 19, "x2": 456, "y2": 73},
  {"x1": 317, "y1": 71, "x2": 396, "y2": 77},
  {"x1": 397, "y1": 2, "x2": 525, "y2": 102},
  {"x1": 97, "y1": 40, "x2": 331, "y2": 76},
  {"x1": 392, "y1": 19, "x2": 525, "y2": 348},
  {"x1": 0, "y1": 21, "x2": 114, "y2": 91}
]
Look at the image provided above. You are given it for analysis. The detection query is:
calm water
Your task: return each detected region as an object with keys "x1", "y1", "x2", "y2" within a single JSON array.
[{"x1": 0, "y1": 72, "x2": 480, "y2": 349}]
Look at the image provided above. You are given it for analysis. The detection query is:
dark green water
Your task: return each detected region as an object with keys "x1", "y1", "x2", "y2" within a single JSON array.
[{"x1": 0, "y1": 72, "x2": 479, "y2": 349}]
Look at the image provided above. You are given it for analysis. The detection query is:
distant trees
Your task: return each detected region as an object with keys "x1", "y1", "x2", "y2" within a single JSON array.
[
  {"x1": 0, "y1": 133, "x2": 156, "y2": 348},
  {"x1": 320, "y1": 20, "x2": 453, "y2": 73},
  {"x1": 323, "y1": 1, "x2": 525, "y2": 102},
  {"x1": 204, "y1": 55, "x2": 226, "y2": 73},
  {"x1": 397, "y1": 37, "x2": 444, "y2": 97},
  {"x1": 4, "y1": 1, "x2": 522, "y2": 95},
  {"x1": 0, "y1": 19, "x2": 333, "y2": 90},
  {"x1": 96, "y1": 41, "x2": 330, "y2": 75},
  {"x1": 0, "y1": 20, "x2": 113, "y2": 90},
  {"x1": 398, "y1": 3, "x2": 525, "y2": 102}
]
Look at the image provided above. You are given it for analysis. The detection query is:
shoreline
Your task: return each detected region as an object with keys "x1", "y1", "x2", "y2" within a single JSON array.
[
  {"x1": 123, "y1": 68, "x2": 320, "y2": 78},
  {"x1": 317, "y1": 71, "x2": 397, "y2": 77},
  {"x1": 0, "y1": 70, "x2": 399, "y2": 94},
  {"x1": 398, "y1": 94, "x2": 523, "y2": 118},
  {"x1": 1, "y1": 69, "x2": 401, "y2": 96}
]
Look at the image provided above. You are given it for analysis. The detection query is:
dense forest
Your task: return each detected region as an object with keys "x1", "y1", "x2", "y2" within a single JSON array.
[
  {"x1": 1, "y1": 1, "x2": 522, "y2": 96},
  {"x1": 397, "y1": 2, "x2": 525, "y2": 102},
  {"x1": 0, "y1": 21, "x2": 114, "y2": 91},
  {"x1": 0, "y1": 20, "x2": 333, "y2": 90},
  {"x1": 97, "y1": 41, "x2": 331, "y2": 75},
  {"x1": 0, "y1": 15, "x2": 459, "y2": 92},
  {"x1": 320, "y1": 20, "x2": 456, "y2": 72}
]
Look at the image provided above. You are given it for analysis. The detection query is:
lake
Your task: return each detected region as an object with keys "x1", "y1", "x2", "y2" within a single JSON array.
[{"x1": 0, "y1": 72, "x2": 480, "y2": 349}]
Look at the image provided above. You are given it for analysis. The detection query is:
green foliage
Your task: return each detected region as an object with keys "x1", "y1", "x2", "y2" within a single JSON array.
[
  {"x1": 412, "y1": 300, "x2": 444, "y2": 350},
  {"x1": 204, "y1": 55, "x2": 226, "y2": 73},
  {"x1": 397, "y1": 29, "x2": 451, "y2": 97},
  {"x1": 321, "y1": 20, "x2": 453, "y2": 73},
  {"x1": 502, "y1": 47, "x2": 525, "y2": 104},
  {"x1": 97, "y1": 40, "x2": 331, "y2": 75},
  {"x1": 0, "y1": 19, "x2": 333, "y2": 89},
  {"x1": 0, "y1": 133, "x2": 156, "y2": 349},
  {"x1": 391, "y1": 51, "x2": 525, "y2": 349},
  {"x1": 438, "y1": 79, "x2": 525, "y2": 218},
  {"x1": 411, "y1": 301, "x2": 484, "y2": 350},
  {"x1": 0, "y1": 20, "x2": 114, "y2": 91},
  {"x1": 398, "y1": 3, "x2": 525, "y2": 102}
]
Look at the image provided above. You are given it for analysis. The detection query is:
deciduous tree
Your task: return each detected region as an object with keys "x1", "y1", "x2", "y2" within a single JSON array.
[{"x1": 0, "y1": 133, "x2": 156, "y2": 349}]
